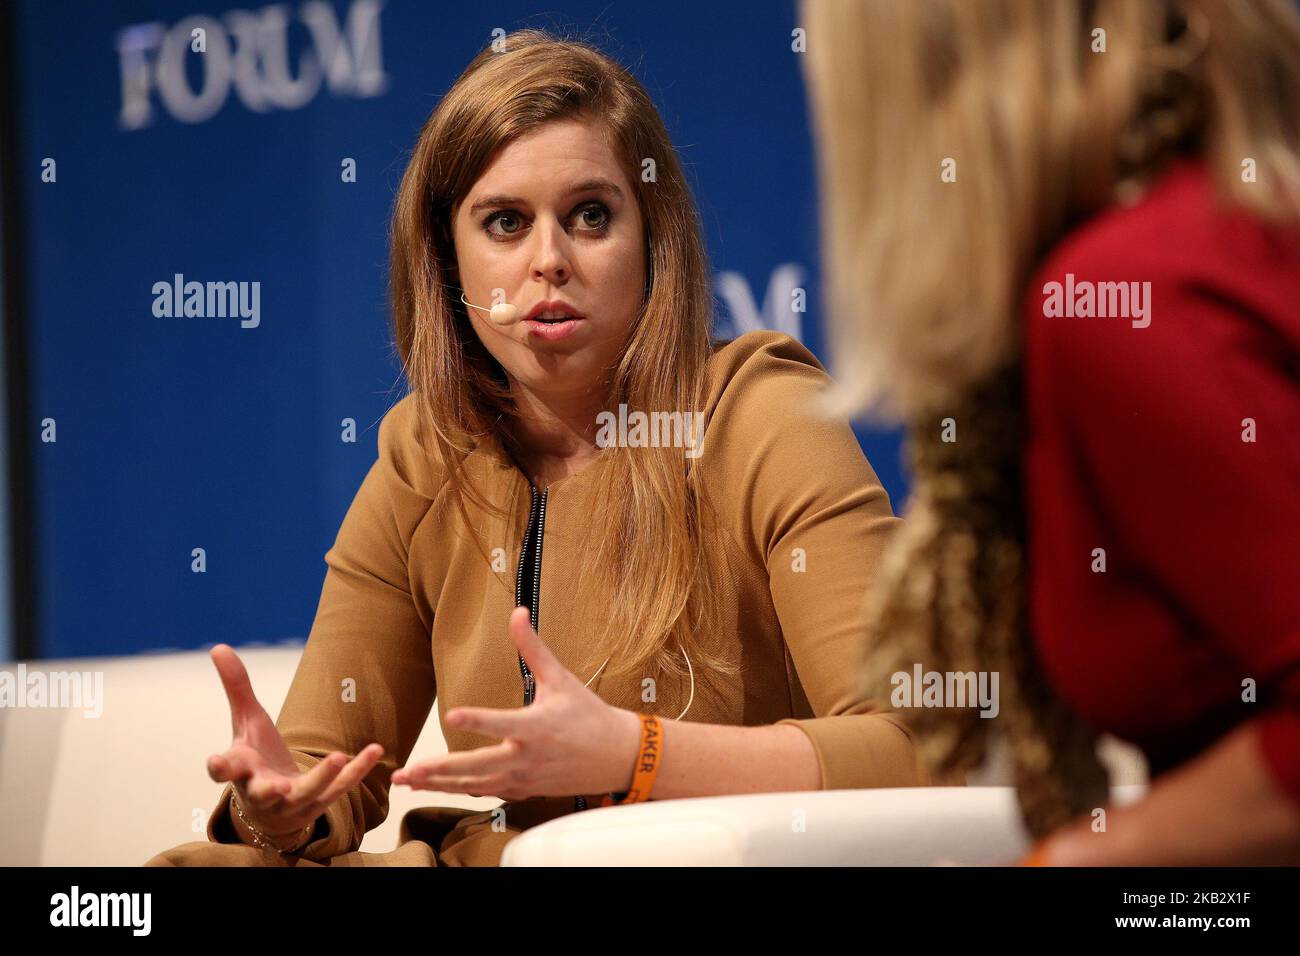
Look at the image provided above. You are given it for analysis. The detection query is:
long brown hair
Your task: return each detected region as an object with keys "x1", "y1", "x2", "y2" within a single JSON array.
[
  {"x1": 801, "y1": 0, "x2": 1300, "y2": 836},
  {"x1": 389, "y1": 28, "x2": 732, "y2": 683}
]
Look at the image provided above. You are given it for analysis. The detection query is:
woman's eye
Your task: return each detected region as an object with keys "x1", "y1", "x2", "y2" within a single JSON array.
[
  {"x1": 577, "y1": 203, "x2": 610, "y2": 230},
  {"x1": 485, "y1": 212, "x2": 523, "y2": 237},
  {"x1": 481, "y1": 203, "x2": 610, "y2": 240}
]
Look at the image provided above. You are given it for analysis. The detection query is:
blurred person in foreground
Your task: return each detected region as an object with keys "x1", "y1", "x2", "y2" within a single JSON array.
[{"x1": 801, "y1": 0, "x2": 1300, "y2": 864}]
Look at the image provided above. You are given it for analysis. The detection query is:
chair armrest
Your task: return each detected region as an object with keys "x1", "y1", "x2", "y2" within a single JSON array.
[{"x1": 500, "y1": 785, "x2": 1149, "y2": 866}]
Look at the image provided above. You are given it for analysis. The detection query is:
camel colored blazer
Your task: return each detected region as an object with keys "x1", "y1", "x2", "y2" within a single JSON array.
[{"x1": 192, "y1": 330, "x2": 925, "y2": 866}]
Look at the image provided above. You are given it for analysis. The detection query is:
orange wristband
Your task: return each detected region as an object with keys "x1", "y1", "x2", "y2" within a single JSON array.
[{"x1": 601, "y1": 713, "x2": 663, "y2": 807}]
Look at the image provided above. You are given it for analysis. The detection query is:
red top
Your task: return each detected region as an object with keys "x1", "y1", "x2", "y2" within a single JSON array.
[{"x1": 1022, "y1": 159, "x2": 1300, "y2": 807}]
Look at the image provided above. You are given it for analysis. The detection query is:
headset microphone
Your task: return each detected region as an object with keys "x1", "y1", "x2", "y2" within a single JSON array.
[{"x1": 460, "y1": 291, "x2": 520, "y2": 326}]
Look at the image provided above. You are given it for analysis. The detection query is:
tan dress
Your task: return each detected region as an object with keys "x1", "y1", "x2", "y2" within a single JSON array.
[{"x1": 145, "y1": 331, "x2": 926, "y2": 867}]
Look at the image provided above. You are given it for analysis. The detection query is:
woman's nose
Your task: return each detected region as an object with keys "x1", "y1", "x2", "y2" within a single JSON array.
[{"x1": 529, "y1": 218, "x2": 572, "y2": 283}]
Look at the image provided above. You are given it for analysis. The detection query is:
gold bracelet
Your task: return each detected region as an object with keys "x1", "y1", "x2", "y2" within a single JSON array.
[{"x1": 228, "y1": 785, "x2": 315, "y2": 853}]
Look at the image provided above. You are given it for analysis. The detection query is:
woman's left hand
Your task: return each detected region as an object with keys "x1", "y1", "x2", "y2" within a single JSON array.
[{"x1": 391, "y1": 606, "x2": 642, "y2": 800}]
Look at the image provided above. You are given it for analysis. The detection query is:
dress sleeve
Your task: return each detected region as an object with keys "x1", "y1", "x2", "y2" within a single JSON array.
[
  {"x1": 1026, "y1": 262, "x2": 1300, "y2": 807},
  {"x1": 206, "y1": 394, "x2": 442, "y2": 857},
  {"x1": 703, "y1": 333, "x2": 928, "y2": 790}
]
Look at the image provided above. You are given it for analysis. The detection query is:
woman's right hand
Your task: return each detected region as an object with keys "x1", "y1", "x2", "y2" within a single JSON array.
[{"x1": 205, "y1": 643, "x2": 384, "y2": 847}]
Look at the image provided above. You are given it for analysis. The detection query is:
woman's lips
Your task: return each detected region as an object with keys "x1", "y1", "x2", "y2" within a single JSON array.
[{"x1": 522, "y1": 317, "x2": 583, "y2": 340}]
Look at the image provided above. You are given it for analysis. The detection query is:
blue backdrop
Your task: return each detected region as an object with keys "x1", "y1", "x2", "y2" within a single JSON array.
[{"x1": 12, "y1": 0, "x2": 905, "y2": 660}]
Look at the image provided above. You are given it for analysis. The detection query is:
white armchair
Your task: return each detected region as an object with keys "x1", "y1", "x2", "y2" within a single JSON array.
[
  {"x1": 0, "y1": 646, "x2": 496, "y2": 866},
  {"x1": 501, "y1": 785, "x2": 1150, "y2": 866},
  {"x1": 0, "y1": 648, "x2": 1147, "y2": 866}
]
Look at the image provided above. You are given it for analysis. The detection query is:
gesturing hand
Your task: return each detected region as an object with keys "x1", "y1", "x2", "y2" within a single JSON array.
[
  {"x1": 205, "y1": 643, "x2": 384, "y2": 846},
  {"x1": 391, "y1": 606, "x2": 640, "y2": 800}
]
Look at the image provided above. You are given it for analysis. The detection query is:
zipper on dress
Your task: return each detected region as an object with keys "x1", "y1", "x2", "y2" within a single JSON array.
[
  {"x1": 514, "y1": 486, "x2": 545, "y2": 706},
  {"x1": 512, "y1": 484, "x2": 588, "y2": 812}
]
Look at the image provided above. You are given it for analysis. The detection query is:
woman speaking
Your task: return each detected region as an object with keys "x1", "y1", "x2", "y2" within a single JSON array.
[{"x1": 146, "y1": 28, "x2": 923, "y2": 867}]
